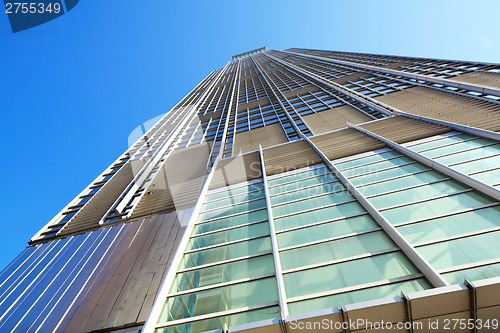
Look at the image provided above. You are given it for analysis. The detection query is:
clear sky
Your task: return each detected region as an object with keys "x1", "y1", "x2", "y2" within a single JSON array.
[{"x1": 0, "y1": 0, "x2": 499, "y2": 269}]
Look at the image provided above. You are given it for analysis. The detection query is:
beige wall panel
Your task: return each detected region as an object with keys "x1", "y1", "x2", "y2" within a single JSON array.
[
  {"x1": 209, "y1": 152, "x2": 262, "y2": 190},
  {"x1": 452, "y1": 72, "x2": 500, "y2": 89},
  {"x1": 234, "y1": 123, "x2": 288, "y2": 154},
  {"x1": 303, "y1": 105, "x2": 372, "y2": 134},
  {"x1": 311, "y1": 128, "x2": 386, "y2": 161},
  {"x1": 263, "y1": 140, "x2": 322, "y2": 176},
  {"x1": 360, "y1": 116, "x2": 451, "y2": 144},
  {"x1": 375, "y1": 87, "x2": 500, "y2": 132}
]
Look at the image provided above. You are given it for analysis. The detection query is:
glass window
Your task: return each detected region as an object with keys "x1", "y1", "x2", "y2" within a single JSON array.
[
  {"x1": 270, "y1": 181, "x2": 343, "y2": 205},
  {"x1": 358, "y1": 170, "x2": 446, "y2": 197},
  {"x1": 179, "y1": 237, "x2": 272, "y2": 270},
  {"x1": 159, "y1": 277, "x2": 278, "y2": 322},
  {"x1": 268, "y1": 173, "x2": 336, "y2": 195},
  {"x1": 381, "y1": 191, "x2": 493, "y2": 225},
  {"x1": 451, "y1": 154, "x2": 500, "y2": 174},
  {"x1": 193, "y1": 209, "x2": 267, "y2": 235},
  {"x1": 417, "y1": 138, "x2": 493, "y2": 158},
  {"x1": 267, "y1": 166, "x2": 327, "y2": 187},
  {"x1": 277, "y1": 214, "x2": 377, "y2": 248},
  {"x1": 274, "y1": 201, "x2": 365, "y2": 231},
  {"x1": 470, "y1": 168, "x2": 500, "y2": 187},
  {"x1": 443, "y1": 263, "x2": 500, "y2": 285},
  {"x1": 187, "y1": 222, "x2": 269, "y2": 250},
  {"x1": 171, "y1": 255, "x2": 275, "y2": 293},
  {"x1": 287, "y1": 278, "x2": 430, "y2": 315},
  {"x1": 272, "y1": 191, "x2": 354, "y2": 218},
  {"x1": 206, "y1": 183, "x2": 264, "y2": 202},
  {"x1": 156, "y1": 306, "x2": 281, "y2": 333},
  {"x1": 198, "y1": 199, "x2": 266, "y2": 222},
  {"x1": 283, "y1": 252, "x2": 418, "y2": 298},
  {"x1": 342, "y1": 156, "x2": 415, "y2": 178},
  {"x1": 349, "y1": 163, "x2": 429, "y2": 187},
  {"x1": 368, "y1": 180, "x2": 469, "y2": 210},
  {"x1": 418, "y1": 230, "x2": 500, "y2": 270},
  {"x1": 435, "y1": 144, "x2": 500, "y2": 165},
  {"x1": 203, "y1": 190, "x2": 264, "y2": 211},
  {"x1": 280, "y1": 231, "x2": 396, "y2": 270},
  {"x1": 335, "y1": 150, "x2": 402, "y2": 170},
  {"x1": 397, "y1": 206, "x2": 500, "y2": 244}
]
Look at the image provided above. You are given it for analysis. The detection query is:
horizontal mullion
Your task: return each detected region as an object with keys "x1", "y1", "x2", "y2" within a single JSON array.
[
  {"x1": 337, "y1": 153, "x2": 404, "y2": 173},
  {"x1": 271, "y1": 188, "x2": 347, "y2": 208},
  {"x1": 195, "y1": 207, "x2": 266, "y2": 225},
  {"x1": 393, "y1": 203, "x2": 500, "y2": 228},
  {"x1": 378, "y1": 189, "x2": 473, "y2": 212},
  {"x1": 155, "y1": 301, "x2": 279, "y2": 329},
  {"x1": 168, "y1": 273, "x2": 276, "y2": 298},
  {"x1": 183, "y1": 234, "x2": 270, "y2": 254},
  {"x1": 269, "y1": 179, "x2": 340, "y2": 198},
  {"x1": 201, "y1": 197, "x2": 264, "y2": 214},
  {"x1": 437, "y1": 257, "x2": 500, "y2": 275},
  {"x1": 191, "y1": 219, "x2": 268, "y2": 238},
  {"x1": 282, "y1": 248, "x2": 399, "y2": 275},
  {"x1": 279, "y1": 227, "x2": 382, "y2": 252},
  {"x1": 365, "y1": 177, "x2": 451, "y2": 199},
  {"x1": 413, "y1": 226, "x2": 500, "y2": 248},
  {"x1": 346, "y1": 161, "x2": 419, "y2": 180},
  {"x1": 177, "y1": 251, "x2": 273, "y2": 273},
  {"x1": 276, "y1": 212, "x2": 370, "y2": 234},
  {"x1": 274, "y1": 199, "x2": 358, "y2": 220},
  {"x1": 204, "y1": 187, "x2": 264, "y2": 204},
  {"x1": 286, "y1": 273, "x2": 424, "y2": 304}
]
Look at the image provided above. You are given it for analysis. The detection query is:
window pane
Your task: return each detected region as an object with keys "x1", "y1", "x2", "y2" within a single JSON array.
[
  {"x1": 443, "y1": 263, "x2": 500, "y2": 285},
  {"x1": 283, "y1": 252, "x2": 418, "y2": 298},
  {"x1": 198, "y1": 199, "x2": 266, "y2": 221},
  {"x1": 159, "y1": 277, "x2": 278, "y2": 322},
  {"x1": 397, "y1": 206, "x2": 500, "y2": 244},
  {"x1": 193, "y1": 209, "x2": 267, "y2": 235},
  {"x1": 268, "y1": 166, "x2": 327, "y2": 187},
  {"x1": 171, "y1": 255, "x2": 275, "y2": 293},
  {"x1": 418, "y1": 230, "x2": 500, "y2": 270},
  {"x1": 179, "y1": 237, "x2": 272, "y2": 270},
  {"x1": 270, "y1": 181, "x2": 343, "y2": 205},
  {"x1": 418, "y1": 138, "x2": 492, "y2": 158},
  {"x1": 277, "y1": 215, "x2": 377, "y2": 248},
  {"x1": 407, "y1": 133, "x2": 474, "y2": 152},
  {"x1": 343, "y1": 156, "x2": 414, "y2": 178},
  {"x1": 280, "y1": 231, "x2": 396, "y2": 270},
  {"x1": 349, "y1": 163, "x2": 429, "y2": 186},
  {"x1": 268, "y1": 173, "x2": 336, "y2": 195},
  {"x1": 452, "y1": 154, "x2": 500, "y2": 174},
  {"x1": 381, "y1": 191, "x2": 493, "y2": 224},
  {"x1": 369, "y1": 180, "x2": 468, "y2": 209},
  {"x1": 272, "y1": 191, "x2": 354, "y2": 217},
  {"x1": 287, "y1": 278, "x2": 430, "y2": 315},
  {"x1": 203, "y1": 190, "x2": 264, "y2": 211},
  {"x1": 358, "y1": 170, "x2": 446, "y2": 197},
  {"x1": 274, "y1": 201, "x2": 365, "y2": 231},
  {"x1": 206, "y1": 183, "x2": 264, "y2": 202},
  {"x1": 336, "y1": 150, "x2": 402, "y2": 170},
  {"x1": 187, "y1": 222, "x2": 270, "y2": 250},
  {"x1": 156, "y1": 306, "x2": 281, "y2": 333}
]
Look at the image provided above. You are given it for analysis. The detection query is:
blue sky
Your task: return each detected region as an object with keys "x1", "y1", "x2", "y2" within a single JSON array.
[{"x1": 0, "y1": 0, "x2": 499, "y2": 269}]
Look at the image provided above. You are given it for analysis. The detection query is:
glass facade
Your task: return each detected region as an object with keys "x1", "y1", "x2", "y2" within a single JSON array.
[{"x1": 3, "y1": 47, "x2": 500, "y2": 333}]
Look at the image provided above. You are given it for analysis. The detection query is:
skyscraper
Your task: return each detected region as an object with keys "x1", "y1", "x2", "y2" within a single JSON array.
[{"x1": 1, "y1": 47, "x2": 500, "y2": 332}]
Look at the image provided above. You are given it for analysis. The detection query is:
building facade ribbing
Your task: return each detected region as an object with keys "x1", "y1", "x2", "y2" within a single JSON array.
[{"x1": 1, "y1": 47, "x2": 500, "y2": 333}]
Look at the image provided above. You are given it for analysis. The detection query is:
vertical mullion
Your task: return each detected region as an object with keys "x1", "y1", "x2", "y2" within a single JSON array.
[
  {"x1": 258, "y1": 145, "x2": 289, "y2": 320},
  {"x1": 298, "y1": 129, "x2": 449, "y2": 288}
]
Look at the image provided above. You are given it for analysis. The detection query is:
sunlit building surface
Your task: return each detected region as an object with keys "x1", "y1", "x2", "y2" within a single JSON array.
[{"x1": 1, "y1": 48, "x2": 500, "y2": 333}]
